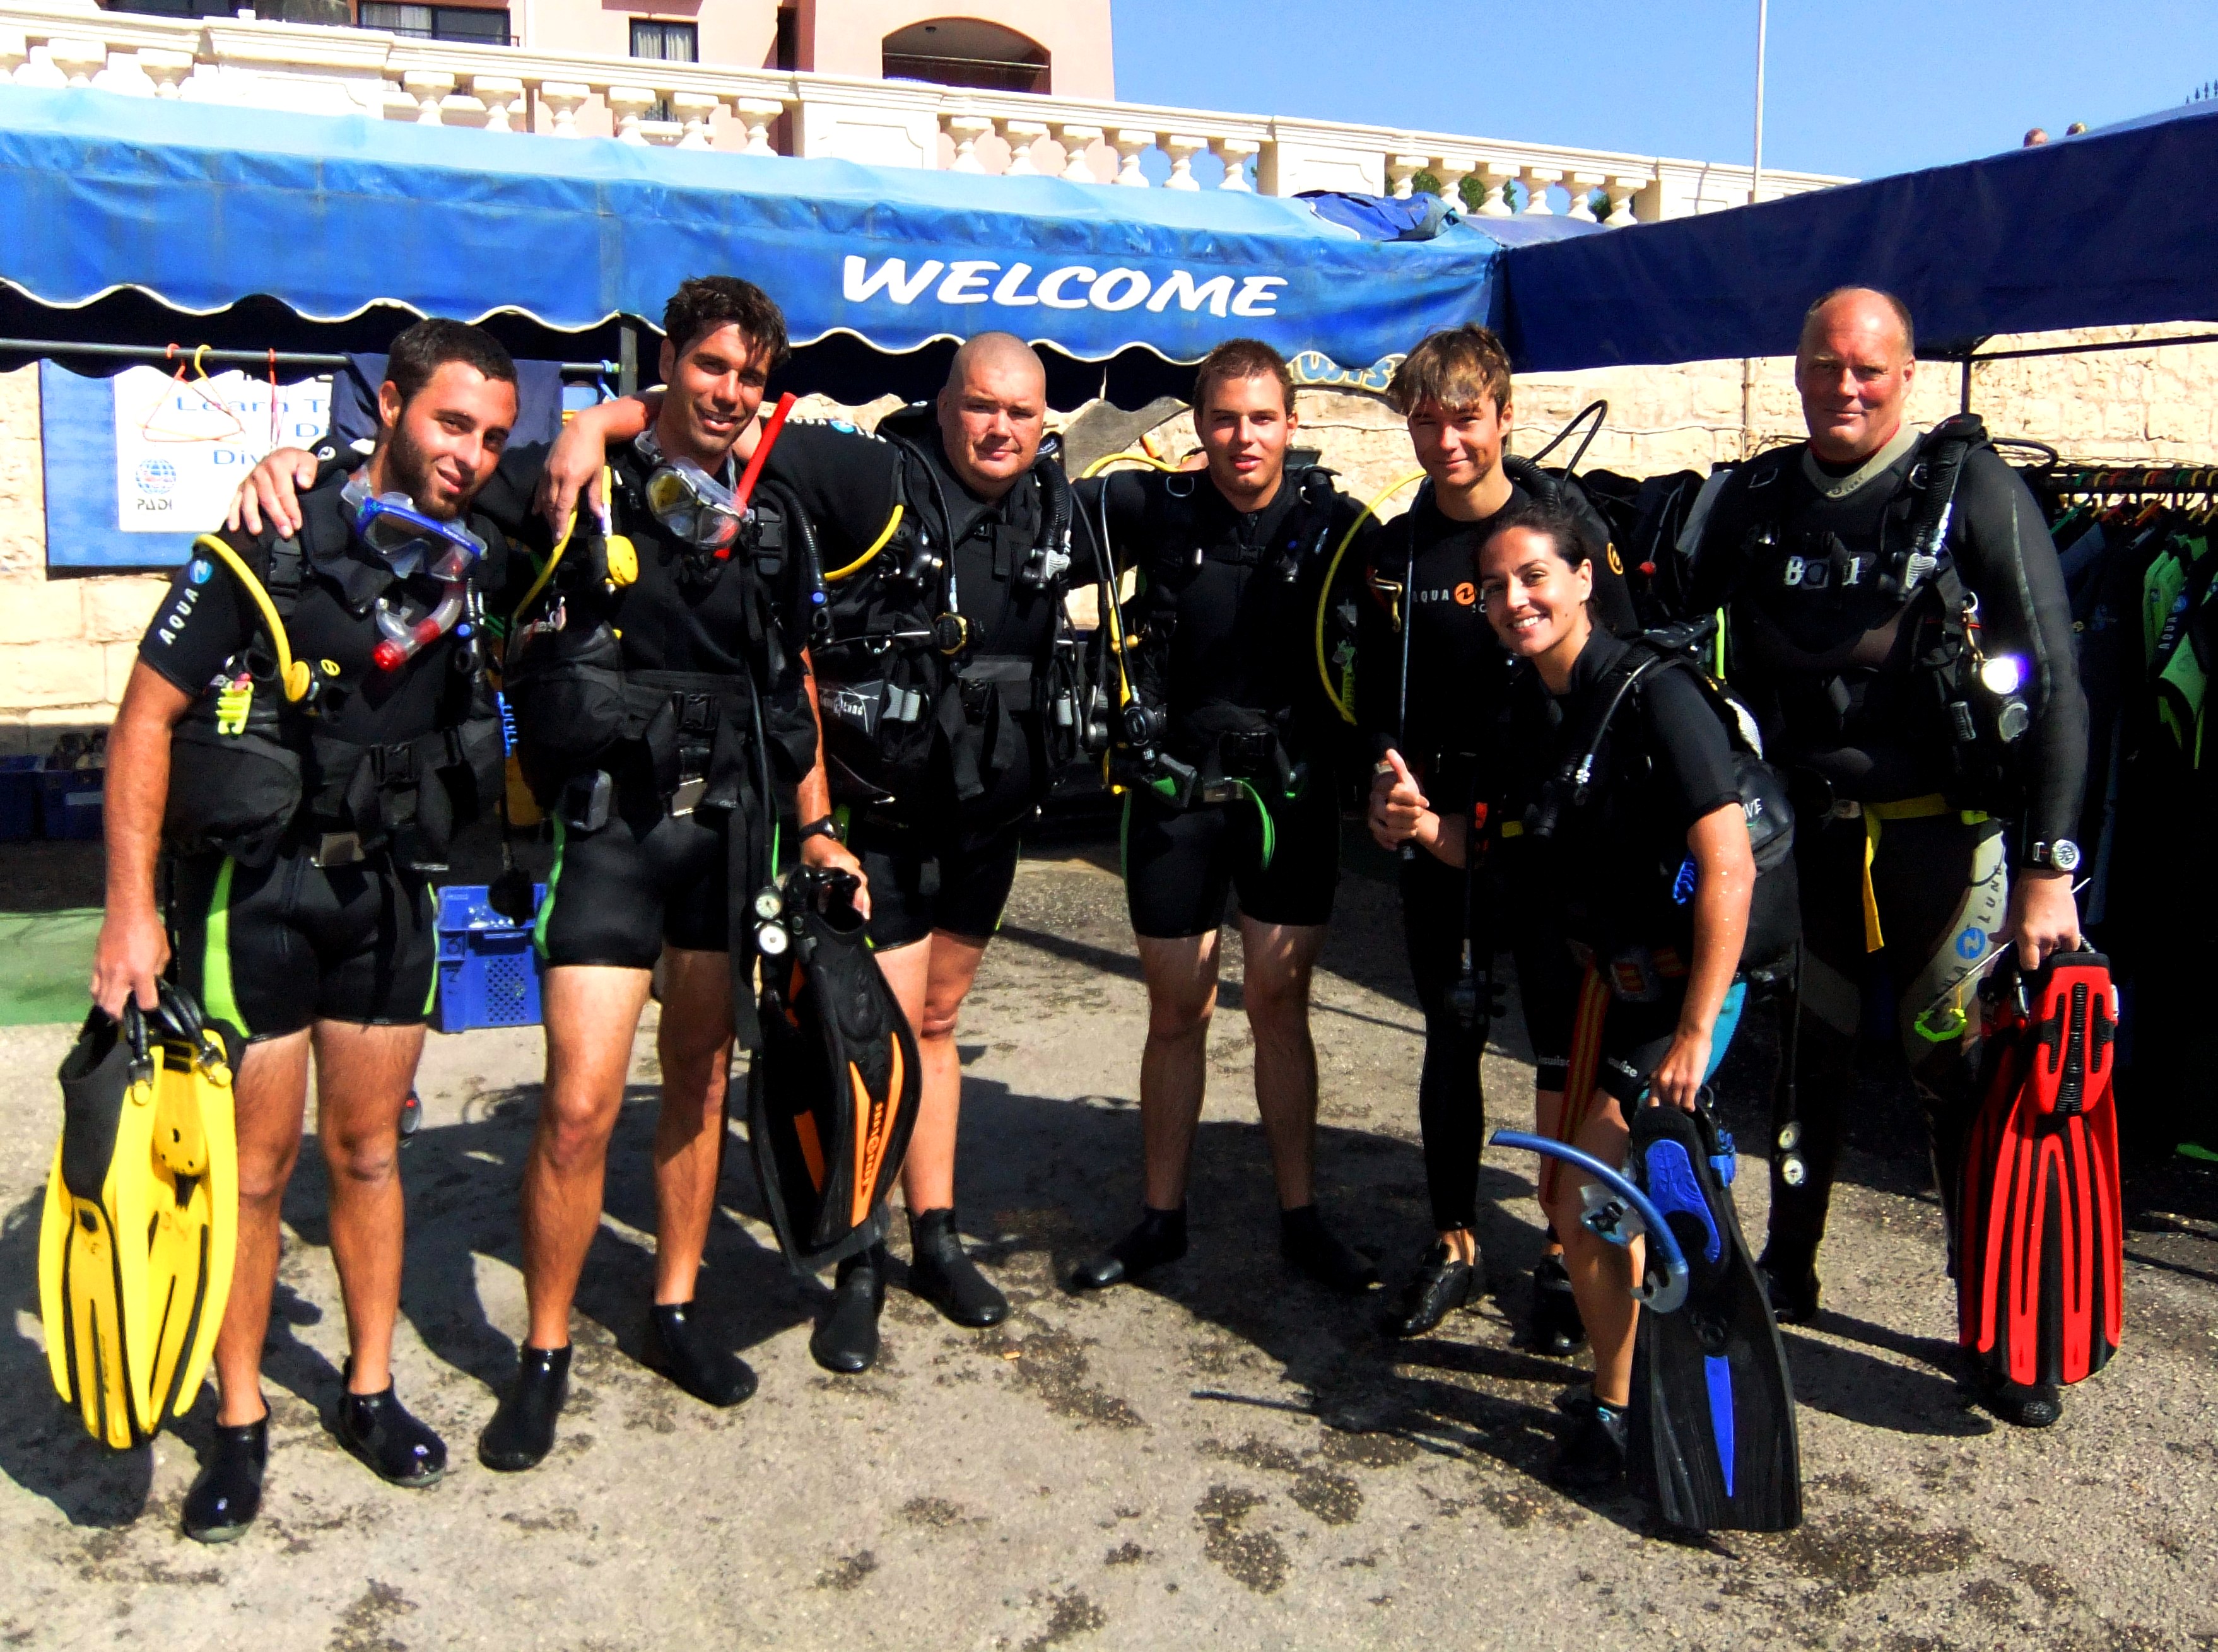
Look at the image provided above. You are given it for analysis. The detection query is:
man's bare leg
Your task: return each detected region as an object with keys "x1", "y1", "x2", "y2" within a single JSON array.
[
  {"x1": 1236, "y1": 917, "x2": 1324, "y2": 1210},
  {"x1": 210, "y1": 1031, "x2": 311, "y2": 1426},
  {"x1": 648, "y1": 947, "x2": 734, "y2": 1306},
  {"x1": 312, "y1": 1019, "x2": 428, "y2": 1394}
]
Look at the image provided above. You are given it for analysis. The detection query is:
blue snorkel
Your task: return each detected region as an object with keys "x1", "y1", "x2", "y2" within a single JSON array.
[{"x1": 1489, "y1": 1130, "x2": 1691, "y2": 1314}]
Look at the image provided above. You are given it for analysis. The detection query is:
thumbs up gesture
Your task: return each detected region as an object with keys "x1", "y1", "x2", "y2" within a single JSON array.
[{"x1": 1368, "y1": 748, "x2": 1435, "y2": 850}]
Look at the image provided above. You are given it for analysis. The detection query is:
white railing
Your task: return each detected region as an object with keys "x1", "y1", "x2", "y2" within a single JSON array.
[{"x1": 0, "y1": 1, "x2": 1849, "y2": 219}]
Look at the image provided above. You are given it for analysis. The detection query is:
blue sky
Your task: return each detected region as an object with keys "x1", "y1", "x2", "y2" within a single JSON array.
[{"x1": 1112, "y1": 0, "x2": 2218, "y2": 181}]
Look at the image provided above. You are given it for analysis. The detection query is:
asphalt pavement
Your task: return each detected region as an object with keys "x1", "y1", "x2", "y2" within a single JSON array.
[{"x1": 0, "y1": 838, "x2": 2212, "y2": 1651}]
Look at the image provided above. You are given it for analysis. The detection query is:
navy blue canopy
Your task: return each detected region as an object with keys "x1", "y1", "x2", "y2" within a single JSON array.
[
  {"x1": 1498, "y1": 101, "x2": 2218, "y2": 370},
  {"x1": 0, "y1": 84, "x2": 1588, "y2": 378}
]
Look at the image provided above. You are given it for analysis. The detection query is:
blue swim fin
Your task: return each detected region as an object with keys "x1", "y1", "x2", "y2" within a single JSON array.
[{"x1": 1627, "y1": 1103, "x2": 1801, "y2": 1532}]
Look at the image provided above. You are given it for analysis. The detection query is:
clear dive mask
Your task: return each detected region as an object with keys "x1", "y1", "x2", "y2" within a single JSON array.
[
  {"x1": 342, "y1": 475, "x2": 488, "y2": 578},
  {"x1": 641, "y1": 455, "x2": 746, "y2": 554}
]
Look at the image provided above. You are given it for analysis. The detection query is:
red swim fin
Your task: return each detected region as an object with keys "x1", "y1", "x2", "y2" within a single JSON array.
[{"x1": 1957, "y1": 949, "x2": 2124, "y2": 1388}]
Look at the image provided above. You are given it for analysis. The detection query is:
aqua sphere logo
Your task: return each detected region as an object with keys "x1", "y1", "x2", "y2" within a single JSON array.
[{"x1": 134, "y1": 458, "x2": 177, "y2": 496}]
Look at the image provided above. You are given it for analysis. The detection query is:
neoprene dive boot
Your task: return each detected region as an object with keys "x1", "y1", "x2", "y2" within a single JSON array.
[
  {"x1": 478, "y1": 1345, "x2": 570, "y2": 1472},
  {"x1": 1525, "y1": 1253, "x2": 1588, "y2": 1355},
  {"x1": 811, "y1": 1245, "x2": 886, "y2": 1374},
  {"x1": 332, "y1": 1360, "x2": 447, "y2": 1487},
  {"x1": 1756, "y1": 1245, "x2": 1822, "y2": 1326},
  {"x1": 182, "y1": 1414, "x2": 267, "y2": 1543},
  {"x1": 1072, "y1": 1205, "x2": 1188, "y2": 1290},
  {"x1": 907, "y1": 1208, "x2": 1009, "y2": 1328},
  {"x1": 1382, "y1": 1240, "x2": 1477, "y2": 1338},
  {"x1": 643, "y1": 1301, "x2": 758, "y2": 1407}
]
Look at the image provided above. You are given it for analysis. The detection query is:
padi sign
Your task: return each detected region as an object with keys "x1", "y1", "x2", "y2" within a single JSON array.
[{"x1": 842, "y1": 257, "x2": 1288, "y2": 319}]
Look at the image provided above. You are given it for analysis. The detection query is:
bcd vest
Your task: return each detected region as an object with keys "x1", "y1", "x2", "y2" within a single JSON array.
[
  {"x1": 1712, "y1": 414, "x2": 2029, "y2": 813},
  {"x1": 162, "y1": 534, "x2": 503, "y2": 872},
  {"x1": 809, "y1": 413, "x2": 1083, "y2": 814}
]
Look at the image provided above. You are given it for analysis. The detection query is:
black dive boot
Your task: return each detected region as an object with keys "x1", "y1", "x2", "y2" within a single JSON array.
[
  {"x1": 182, "y1": 1414, "x2": 267, "y2": 1543},
  {"x1": 1525, "y1": 1253, "x2": 1588, "y2": 1356},
  {"x1": 811, "y1": 1245, "x2": 886, "y2": 1373},
  {"x1": 1756, "y1": 1245, "x2": 1822, "y2": 1326},
  {"x1": 332, "y1": 1362, "x2": 447, "y2": 1487},
  {"x1": 1980, "y1": 1374, "x2": 2063, "y2": 1429},
  {"x1": 1072, "y1": 1205, "x2": 1188, "y2": 1290},
  {"x1": 907, "y1": 1209, "x2": 1010, "y2": 1328},
  {"x1": 643, "y1": 1301, "x2": 758, "y2": 1407},
  {"x1": 1381, "y1": 1241, "x2": 1476, "y2": 1338},
  {"x1": 1552, "y1": 1397, "x2": 1629, "y2": 1489},
  {"x1": 478, "y1": 1345, "x2": 570, "y2": 1472},
  {"x1": 1281, "y1": 1205, "x2": 1378, "y2": 1294}
]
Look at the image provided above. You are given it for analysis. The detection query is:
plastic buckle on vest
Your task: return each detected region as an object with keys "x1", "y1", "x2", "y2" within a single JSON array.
[{"x1": 312, "y1": 831, "x2": 363, "y2": 868}]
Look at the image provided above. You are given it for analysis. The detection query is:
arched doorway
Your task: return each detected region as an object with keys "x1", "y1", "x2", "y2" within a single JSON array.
[{"x1": 882, "y1": 18, "x2": 1049, "y2": 95}]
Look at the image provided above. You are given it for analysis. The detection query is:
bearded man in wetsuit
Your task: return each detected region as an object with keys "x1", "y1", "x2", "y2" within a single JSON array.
[
  {"x1": 1069, "y1": 338, "x2": 1380, "y2": 1295},
  {"x1": 1686, "y1": 286, "x2": 2087, "y2": 1429}
]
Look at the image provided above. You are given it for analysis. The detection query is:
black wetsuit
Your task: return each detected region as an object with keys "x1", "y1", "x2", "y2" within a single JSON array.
[
  {"x1": 489, "y1": 437, "x2": 818, "y2": 971},
  {"x1": 1495, "y1": 631, "x2": 1749, "y2": 1101},
  {"x1": 144, "y1": 476, "x2": 506, "y2": 1038},
  {"x1": 1081, "y1": 466, "x2": 1373, "y2": 939},
  {"x1": 1689, "y1": 428, "x2": 2088, "y2": 1263},
  {"x1": 1355, "y1": 484, "x2": 1634, "y2": 1233}
]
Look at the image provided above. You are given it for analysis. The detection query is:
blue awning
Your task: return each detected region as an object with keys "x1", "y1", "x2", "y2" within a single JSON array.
[
  {"x1": 0, "y1": 84, "x2": 1592, "y2": 375},
  {"x1": 1497, "y1": 101, "x2": 2218, "y2": 370}
]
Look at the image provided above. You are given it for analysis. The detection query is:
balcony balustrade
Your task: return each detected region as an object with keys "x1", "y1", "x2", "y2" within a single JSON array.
[{"x1": 0, "y1": 0, "x2": 1848, "y2": 219}]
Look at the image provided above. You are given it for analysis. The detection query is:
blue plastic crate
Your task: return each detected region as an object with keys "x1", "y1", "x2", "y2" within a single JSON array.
[
  {"x1": 38, "y1": 764, "x2": 104, "y2": 841},
  {"x1": 431, "y1": 882, "x2": 546, "y2": 1034},
  {"x1": 0, "y1": 756, "x2": 38, "y2": 841}
]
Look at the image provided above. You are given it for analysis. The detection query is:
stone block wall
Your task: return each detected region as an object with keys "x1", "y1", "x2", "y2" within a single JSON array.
[{"x1": 3, "y1": 324, "x2": 2214, "y2": 734}]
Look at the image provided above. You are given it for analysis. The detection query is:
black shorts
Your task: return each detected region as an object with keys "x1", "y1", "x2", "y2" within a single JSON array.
[
  {"x1": 1122, "y1": 783, "x2": 1339, "y2": 939},
  {"x1": 170, "y1": 847, "x2": 435, "y2": 1041},
  {"x1": 847, "y1": 812, "x2": 1024, "y2": 951},
  {"x1": 534, "y1": 804, "x2": 734, "y2": 970}
]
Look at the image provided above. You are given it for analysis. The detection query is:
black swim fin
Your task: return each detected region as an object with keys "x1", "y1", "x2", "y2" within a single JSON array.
[
  {"x1": 1626, "y1": 1101, "x2": 1802, "y2": 1532},
  {"x1": 748, "y1": 867, "x2": 921, "y2": 1274}
]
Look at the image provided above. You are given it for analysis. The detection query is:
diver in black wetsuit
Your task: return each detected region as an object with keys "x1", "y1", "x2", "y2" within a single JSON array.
[
  {"x1": 1069, "y1": 339, "x2": 1382, "y2": 1296},
  {"x1": 1684, "y1": 286, "x2": 2088, "y2": 1429},
  {"x1": 1355, "y1": 325, "x2": 1638, "y2": 1344}
]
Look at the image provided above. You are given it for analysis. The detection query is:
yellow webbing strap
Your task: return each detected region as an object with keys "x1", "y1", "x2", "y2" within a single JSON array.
[
  {"x1": 1858, "y1": 794, "x2": 1988, "y2": 952},
  {"x1": 824, "y1": 503, "x2": 903, "y2": 583},
  {"x1": 510, "y1": 466, "x2": 608, "y2": 628},
  {"x1": 191, "y1": 534, "x2": 310, "y2": 703},
  {"x1": 1315, "y1": 469, "x2": 1426, "y2": 725}
]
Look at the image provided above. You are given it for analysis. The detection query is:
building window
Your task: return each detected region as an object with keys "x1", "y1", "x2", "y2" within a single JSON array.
[
  {"x1": 103, "y1": 1, "x2": 240, "y2": 17},
  {"x1": 883, "y1": 18, "x2": 1048, "y2": 95},
  {"x1": 629, "y1": 19, "x2": 698, "y2": 64},
  {"x1": 772, "y1": 4, "x2": 797, "y2": 72},
  {"x1": 358, "y1": 3, "x2": 511, "y2": 44}
]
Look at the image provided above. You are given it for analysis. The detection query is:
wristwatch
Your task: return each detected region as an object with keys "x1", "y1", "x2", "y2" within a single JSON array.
[
  {"x1": 2021, "y1": 838, "x2": 2081, "y2": 873},
  {"x1": 795, "y1": 815, "x2": 841, "y2": 845}
]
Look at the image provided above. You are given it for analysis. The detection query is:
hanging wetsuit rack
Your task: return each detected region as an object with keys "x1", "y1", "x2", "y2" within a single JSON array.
[
  {"x1": 0, "y1": 338, "x2": 617, "y2": 378},
  {"x1": 2039, "y1": 466, "x2": 2218, "y2": 496}
]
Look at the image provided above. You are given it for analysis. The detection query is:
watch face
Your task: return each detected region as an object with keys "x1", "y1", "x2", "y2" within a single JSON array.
[{"x1": 2050, "y1": 839, "x2": 2081, "y2": 872}]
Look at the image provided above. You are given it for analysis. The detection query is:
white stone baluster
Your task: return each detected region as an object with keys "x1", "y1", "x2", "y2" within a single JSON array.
[
  {"x1": 944, "y1": 108, "x2": 992, "y2": 172},
  {"x1": 1163, "y1": 134, "x2": 1206, "y2": 190},
  {"x1": 472, "y1": 75, "x2": 524, "y2": 133},
  {"x1": 0, "y1": 31, "x2": 25, "y2": 83},
  {"x1": 1107, "y1": 127, "x2": 1153, "y2": 187},
  {"x1": 1519, "y1": 163, "x2": 1563, "y2": 214},
  {"x1": 1387, "y1": 153, "x2": 1425, "y2": 200},
  {"x1": 1601, "y1": 173, "x2": 1645, "y2": 226},
  {"x1": 403, "y1": 69, "x2": 455, "y2": 126},
  {"x1": 138, "y1": 48, "x2": 195, "y2": 98},
  {"x1": 1431, "y1": 154, "x2": 1473, "y2": 212},
  {"x1": 733, "y1": 97, "x2": 783, "y2": 156},
  {"x1": 539, "y1": 81, "x2": 590, "y2": 138},
  {"x1": 1053, "y1": 124, "x2": 1103, "y2": 182},
  {"x1": 999, "y1": 117, "x2": 1048, "y2": 176},
  {"x1": 671, "y1": 91, "x2": 720, "y2": 149},
  {"x1": 48, "y1": 38, "x2": 106, "y2": 88},
  {"x1": 1471, "y1": 159, "x2": 1517, "y2": 216},
  {"x1": 1565, "y1": 169, "x2": 1605, "y2": 223},
  {"x1": 607, "y1": 85, "x2": 655, "y2": 144},
  {"x1": 1211, "y1": 136, "x2": 1259, "y2": 191}
]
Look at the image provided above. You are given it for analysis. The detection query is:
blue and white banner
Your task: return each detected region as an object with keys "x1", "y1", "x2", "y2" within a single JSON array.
[{"x1": 0, "y1": 86, "x2": 1589, "y2": 375}]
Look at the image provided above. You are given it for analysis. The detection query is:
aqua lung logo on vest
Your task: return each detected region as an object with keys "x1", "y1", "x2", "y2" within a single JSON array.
[
  {"x1": 1414, "y1": 585, "x2": 1470, "y2": 606},
  {"x1": 155, "y1": 583, "x2": 201, "y2": 645},
  {"x1": 1781, "y1": 552, "x2": 1874, "y2": 589},
  {"x1": 842, "y1": 257, "x2": 1287, "y2": 318}
]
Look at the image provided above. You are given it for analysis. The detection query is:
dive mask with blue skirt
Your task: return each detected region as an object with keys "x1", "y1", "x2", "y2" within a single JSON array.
[{"x1": 341, "y1": 474, "x2": 488, "y2": 578}]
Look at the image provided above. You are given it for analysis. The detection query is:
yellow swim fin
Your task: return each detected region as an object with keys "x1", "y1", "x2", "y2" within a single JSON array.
[{"x1": 38, "y1": 987, "x2": 238, "y2": 1448}]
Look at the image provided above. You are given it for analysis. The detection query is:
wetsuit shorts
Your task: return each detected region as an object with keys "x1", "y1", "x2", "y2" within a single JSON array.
[
  {"x1": 1563, "y1": 947, "x2": 1747, "y2": 1108},
  {"x1": 847, "y1": 812, "x2": 1024, "y2": 951},
  {"x1": 1122, "y1": 782, "x2": 1339, "y2": 939},
  {"x1": 534, "y1": 802, "x2": 734, "y2": 970},
  {"x1": 170, "y1": 847, "x2": 435, "y2": 1041}
]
